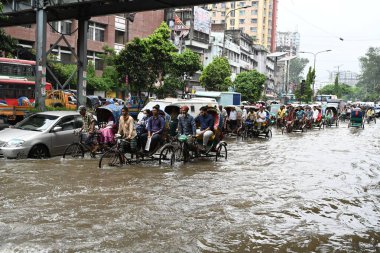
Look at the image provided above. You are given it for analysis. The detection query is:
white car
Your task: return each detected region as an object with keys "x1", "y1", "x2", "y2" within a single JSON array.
[{"x1": 0, "y1": 111, "x2": 83, "y2": 159}]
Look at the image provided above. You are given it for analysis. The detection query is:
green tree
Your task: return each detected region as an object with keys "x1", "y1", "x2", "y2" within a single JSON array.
[
  {"x1": 115, "y1": 22, "x2": 176, "y2": 101},
  {"x1": 200, "y1": 57, "x2": 231, "y2": 91},
  {"x1": 357, "y1": 47, "x2": 380, "y2": 101},
  {"x1": 167, "y1": 48, "x2": 202, "y2": 95},
  {"x1": 289, "y1": 58, "x2": 309, "y2": 84},
  {"x1": 233, "y1": 70, "x2": 266, "y2": 102},
  {"x1": 295, "y1": 67, "x2": 314, "y2": 102},
  {"x1": 318, "y1": 83, "x2": 356, "y2": 100},
  {"x1": 333, "y1": 74, "x2": 342, "y2": 98},
  {"x1": 0, "y1": 3, "x2": 18, "y2": 55}
]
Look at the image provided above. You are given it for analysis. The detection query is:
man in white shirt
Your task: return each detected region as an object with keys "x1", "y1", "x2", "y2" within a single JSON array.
[
  {"x1": 228, "y1": 107, "x2": 238, "y2": 132},
  {"x1": 256, "y1": 106, "x2": 267, "y2": 130},
  {"x1": 241, "y1": 106, "x2": 247, "y2": 121}
]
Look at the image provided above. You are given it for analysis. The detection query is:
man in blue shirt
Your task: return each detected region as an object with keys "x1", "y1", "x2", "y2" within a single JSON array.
[
  {"x1": 195, "y1": 107, "x2": 214, "y2": 151},
  {"x1": 141, "y1": 105, "x2": 165, "y2": 152},
  {"x1": 178, "y1": 105, "x2": 196, "y2": 136}
]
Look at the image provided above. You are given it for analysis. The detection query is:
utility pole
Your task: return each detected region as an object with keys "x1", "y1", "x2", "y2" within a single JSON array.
[{"x1": 34, "y1": 0, "x2": 47, "y2": 110}]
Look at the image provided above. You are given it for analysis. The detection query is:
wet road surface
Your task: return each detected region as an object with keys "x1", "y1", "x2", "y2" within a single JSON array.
[{"x1": 0, "y1": 123, "x2": 379, "y2": 252}]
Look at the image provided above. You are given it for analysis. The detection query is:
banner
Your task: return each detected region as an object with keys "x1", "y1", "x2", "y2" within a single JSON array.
[{"x1": 194, "y1": 6, "x2": 211, "y2": 34}]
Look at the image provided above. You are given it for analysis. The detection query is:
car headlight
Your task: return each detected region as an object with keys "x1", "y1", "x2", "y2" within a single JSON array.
[{"x1": 5, "y1": 139, "x2": 25, "y2": 147}]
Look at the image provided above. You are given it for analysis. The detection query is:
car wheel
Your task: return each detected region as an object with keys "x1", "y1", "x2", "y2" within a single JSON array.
[{"x1": 29, "y1": 145, "x2": 49, "y2": 159}]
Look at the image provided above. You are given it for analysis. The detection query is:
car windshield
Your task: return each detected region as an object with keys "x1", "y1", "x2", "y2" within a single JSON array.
[{"x1": 16, "y1": 114, "x2": 59, "y2": 131}]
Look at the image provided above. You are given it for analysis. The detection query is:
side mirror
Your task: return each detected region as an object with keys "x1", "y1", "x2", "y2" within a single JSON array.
[{"x1": 53, "y1": 126, "x2": 63, "y2": 132}]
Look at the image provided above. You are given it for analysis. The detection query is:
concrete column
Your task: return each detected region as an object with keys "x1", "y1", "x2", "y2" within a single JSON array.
[
  {"x1": 35, "y1": 0, "x2": 47, "y2": 110},
  {"x1": 77, "y1": 19, "x2": 88, "y2": 108}
]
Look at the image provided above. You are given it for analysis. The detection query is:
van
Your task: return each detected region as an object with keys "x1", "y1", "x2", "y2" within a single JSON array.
[{"x1": 137, "y1": 97, "x2": 219, "y2": 120}]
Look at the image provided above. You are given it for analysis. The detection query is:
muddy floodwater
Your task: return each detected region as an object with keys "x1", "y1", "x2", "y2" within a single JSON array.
[{"x1": 0, "y1": 123, "x2": 379, "y2": 252}]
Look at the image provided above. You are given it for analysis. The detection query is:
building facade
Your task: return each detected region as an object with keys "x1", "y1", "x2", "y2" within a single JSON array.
[
  {"x1": 276, "y1": 31, "x2": 300, "y2": 56},
  {"x1": 329, "y1": 70, "x2": 359, "y2": 87},
  {"x1": 4, "y1": 11, "x2": 164, "y2": 71},
  {"x1": 206, "y1": 0, "x2": 277, "y2": 52}
]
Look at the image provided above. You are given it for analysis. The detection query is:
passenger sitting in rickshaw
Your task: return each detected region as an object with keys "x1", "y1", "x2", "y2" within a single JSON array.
[
  {"x1": 256, "y1": 106, "x2": 267, "y2": 130},
  {"x1": 305, "y1": 106, "x2": 313, "y2": 122},
  {"x1": 117, "y1": 106, "x2": 137, "y2": 152},
  {"x1": 141, "y1": 105, "x2": 165, "y2": 153},
  {"x1": 169, "y1": 109, "x2": 179, "y2": 137},
  {"x1": 295, "y1": 106, "x2": 305, "y2": 125},
  {"x1": 136, "y1": 109, "x2": 151, "y2": 135},
  {"x1": 178, "y1": 106, "x2": 196, "y2": 136},
  {"x1": 99, "y1": 115, "x2": 116, "y2": 145},
  {"x1": 195, "y1": 107, "x2": 214, "y2": 152}
]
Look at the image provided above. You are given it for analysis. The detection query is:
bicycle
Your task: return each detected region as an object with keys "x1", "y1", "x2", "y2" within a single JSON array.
[
  {"x1": 99, "y1": 135, "x2": 176, "y2": 168},
  {"x1": 62, "y1": 130, "x2": 112, "y2": 159}
]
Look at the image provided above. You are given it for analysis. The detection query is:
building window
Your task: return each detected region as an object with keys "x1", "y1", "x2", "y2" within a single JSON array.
[
  {"x1": 21, "y1": 24, "x2": 32, "y2": 28},
  {"x1": 230, "y1": 10, "x2": 235, "y2": 17},
  {"x1": 230, "y1": 19, "x2": 235, "y2": 26},
  {"x1": 221, "y1": 3, "x2": 226, "y2": 8},
  {"x1": 50, "y1": 20, "x2": 72, "y2": 34},
  {"x1": 87, "y1": 51, "x2": 104, "y2": 70},
  {"x1": 51, "y1": 46, "x2": 73, "y2": 63},
  {"x1": 251, "y1": 18, "x2": 257, "y2": 24},
  {"x1": 230, "y1": 2, "x2": 235, "y2": 8},
  {"x1": 250, "y1": 27, "x2": 257, "y2": 33},
  {"x1": 251, "y1": 10, "x2": 258, "y2": 15},
  {"x1": 221, "y1": 11, "x2": 225, "y2": 16},
  {"x1": 239, "y1": 19, "x2": 245, "y2": 24},
  {"x1": 213, "y1": 11, "x2": 216, "y2": 17},
  {"x1": 239, "y1": 1, "x2": 245, "y2": 7},
  {"x1": 115, "y1": 30, "x2": 125, "y2": 44},
  {"x1": 251, "y1": 1, "x2": 258, "y2": 6},
  {"x1": 88, "y1": 22, "x2": 106, "y2": 42},
  {"x1": 239, "y1": 10, "x2": 245, "y2": 15}
]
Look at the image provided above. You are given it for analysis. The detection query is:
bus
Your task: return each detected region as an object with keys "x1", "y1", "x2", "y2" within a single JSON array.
[
  {"x1": 0, "y1": 78, "x2": 53, "y2": 106},
  {"x1": 315, "y1": 94, "x2": 337, "y2": 102},
  {"x1": 0, "y1": 57, "x2": 36, "y2": 80}
]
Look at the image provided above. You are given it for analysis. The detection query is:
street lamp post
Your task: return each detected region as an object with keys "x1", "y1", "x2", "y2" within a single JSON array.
[{"x1": 299, "y1": 49, "x2": 332, "y2": 96}]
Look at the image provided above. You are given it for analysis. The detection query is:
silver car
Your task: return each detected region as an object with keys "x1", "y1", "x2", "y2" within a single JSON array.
[{"x1": 0, "y1": 111, "x2": 83, "y2": 159}]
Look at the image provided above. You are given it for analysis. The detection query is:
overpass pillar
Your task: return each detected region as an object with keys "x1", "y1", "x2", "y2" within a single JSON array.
[
  {"x1": 35, "y1": 0, "x2": 47, "y2": 110},
  {"x1": 77, "y1": 19, "x2": 89, "y2": 108}
]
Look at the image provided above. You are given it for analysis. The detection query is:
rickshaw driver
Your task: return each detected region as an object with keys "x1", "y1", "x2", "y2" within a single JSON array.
[
  {"x1": 195, "y1": 107, "x2": 214, "y2": 152},
  {"x1": 178, "y1": 105, "x2": 196, "y2": 136},
  {"x1": 117, "y1": 107, "x2": 137, "y2": 152},
  {"x1": 77, "y1": 105, "x2": 97, "y2": 153},
  {"x1": 366, "y1": 107, "x2": 375, "y2": 120},
  {"x1": 312, "y1": 106, "x2": 319, "y2": 122}
]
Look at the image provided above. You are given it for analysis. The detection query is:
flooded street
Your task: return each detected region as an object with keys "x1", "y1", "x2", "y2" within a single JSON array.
[{"x1": 0, "y1": 124, "x2": 379, "y2": 252}]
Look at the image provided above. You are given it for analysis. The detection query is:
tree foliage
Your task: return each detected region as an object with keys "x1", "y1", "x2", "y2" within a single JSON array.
[
  {"x1": 295, "y1": 67, "x2": 314, "y2": 102},
  {"x1": 115, "y1": 22, "x2": 176, "y2": 98},
  {"x1": 289, "y1": 57, "x2": 309, "y2": 84},
  {"x1": 233, "y1": 70, "x2": 266, "y2": 102},
  {"x1": 357, "y1": 47, "x2": 380, "y2": 101},
  {"x1": 0, "y1": 3, "x2": 18, "y2": 55},
  {"x1": 200, "y1": 57, "x2": 231, "y2": 91}
]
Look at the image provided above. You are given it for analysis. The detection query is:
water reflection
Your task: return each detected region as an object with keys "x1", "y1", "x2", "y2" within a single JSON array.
[{"x1": 0, "y1": 124, "x2": 379, "y2": 252}]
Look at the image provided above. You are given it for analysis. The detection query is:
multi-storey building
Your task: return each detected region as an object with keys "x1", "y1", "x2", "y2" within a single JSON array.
[
  {"x1": 4, "y1": 11, "x2": 164, "y2": 73},
  {"x1": 206, "y1": 0, "x2": 278, "y2": 52},
  {"x1": 276, "y1": 31, "x2": 300, "y2": 56},
  {"x1": 329, "y1": 70, "x2": 359, "y2": 87}
]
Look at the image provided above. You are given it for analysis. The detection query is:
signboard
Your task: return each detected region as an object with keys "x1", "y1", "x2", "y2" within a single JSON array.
[{"x1": 194, "y1": 6, "x2": 211, "y2": 34}]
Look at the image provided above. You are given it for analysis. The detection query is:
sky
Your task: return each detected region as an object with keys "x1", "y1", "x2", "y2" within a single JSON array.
[{"x1": 277, "y1": 0, "x2": 380, "y2": 84}]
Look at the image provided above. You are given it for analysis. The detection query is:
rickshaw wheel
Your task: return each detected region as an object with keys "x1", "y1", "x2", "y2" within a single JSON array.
[
  {"x1": 265, "y1": 130, "x2": 272, "y2": 140},
  {"x1": 99, "y1": 150, "x2": 123, "y2": 168},
  {"x1": 159, "y1": 145, "x2": 175, "y2": 167},
  {"x1": 362, "y1": 123, "x2": 365, "y2": 129},
  {"x1": 216, "y1": 144, "x2": 227, "y2": 161},
  {"x1": 63, "y1": 143, "x2": 84, "y2": 158}
]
